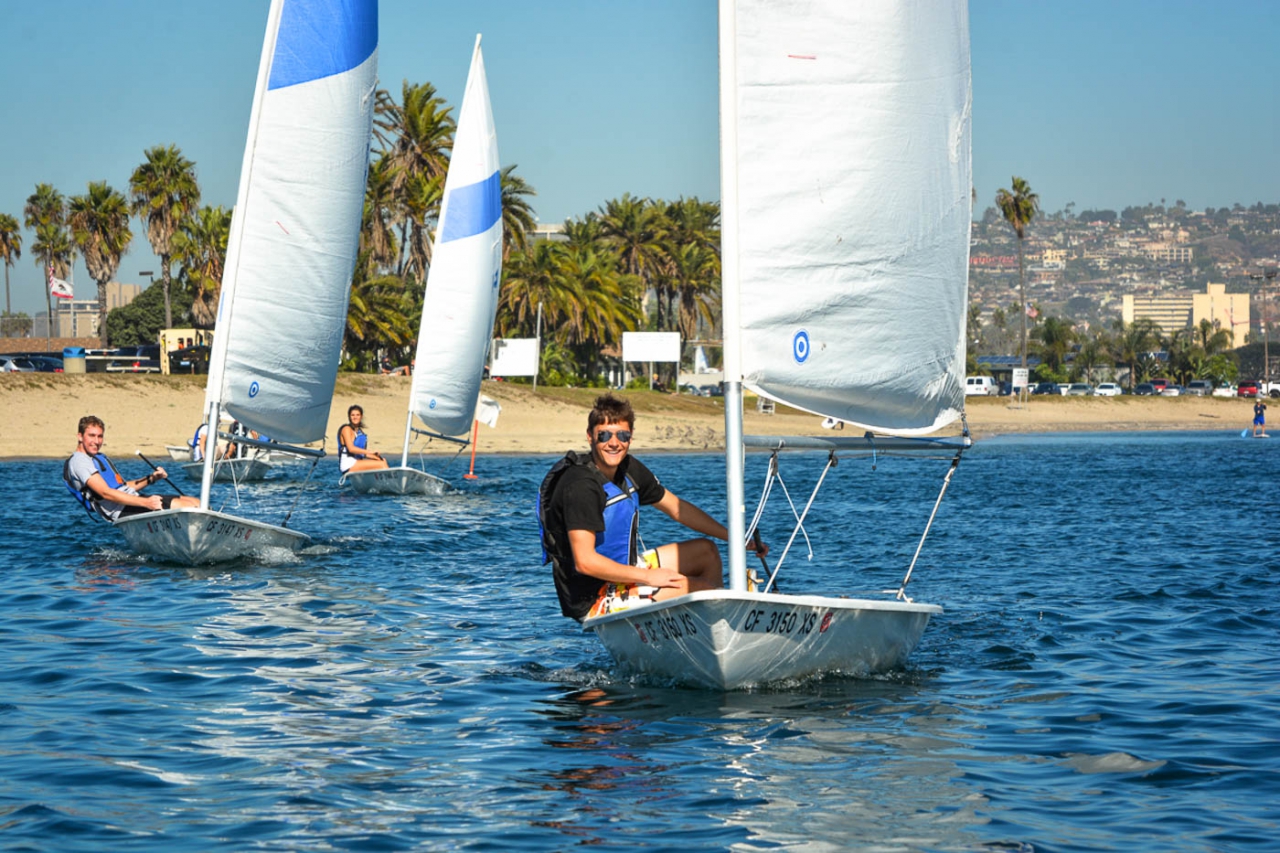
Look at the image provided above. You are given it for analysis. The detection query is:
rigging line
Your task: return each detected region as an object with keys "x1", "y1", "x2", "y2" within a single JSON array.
[
  {"x1": 282, "y1": 439, "x2": 325, "y2": 529},
  {"x1": 896, "y1": 445, "x2": 966, "y2": 601},
  {"x1": 764, "y1": 450, "x2": 836, "y2": 593},
  {"x1": 768, "y1": 453, "x2": 815, "y2": 561},
  {"x1": 744, "y1": 451, "x2": 778, "y2": 542}
]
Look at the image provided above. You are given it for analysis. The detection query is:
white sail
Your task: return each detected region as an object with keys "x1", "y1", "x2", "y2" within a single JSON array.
[
  {"x1": 725, "y1": 0, "x2": 972, "y2": 435},
  {"x1": 409, "y1": 36, "x2": 503, "y2": 439},
  {"x1": 204, "y1": 0, "x2": 378, "y2": 444}
]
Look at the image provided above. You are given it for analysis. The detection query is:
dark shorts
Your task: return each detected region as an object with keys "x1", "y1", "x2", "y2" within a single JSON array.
[{"x1": 118, "y1": 495, "x2": 177, "y2": 518}]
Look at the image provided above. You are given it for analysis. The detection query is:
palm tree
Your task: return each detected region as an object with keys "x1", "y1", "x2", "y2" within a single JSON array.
[
  {"x1": 1110, "y1": 318, "x2": 1162, "y2": 391},
  {"x1": 0, "y1": 214, "x2": 22, "y2": 317},
  {"x1": 23, "y1": 184, "x2": 72, "y2": 339},
  {"x1": 69, "y1": 182, "x2": 133, "y2": 346},
  {"x1": 130, "y1": 144, "x2": 201, "y2": 328},
  {"x1": 499, "y1": 164, "x2": 537, "y2": 262},
  {"x1": 1194, "y1": 317, "x2": 1233, "y2": 356},
  {"x1": 360, "y1": 154, "x2": 402, "y2": 276},
  {"x1": 598, "y1": 194, "x2": 668, "y2": 326},
  {"x1": 172, "y1": 205, "x2": 231, "y2": 328},
  {"x1": 995, "y1": 177, "x2": 1040, "y2": 369},
  {"x1": 374, "y1": 81, "x2": 454, "y2": 271},
  {"x1": 1032, "y1": 316, "x2": 1076, "y2": 375}
]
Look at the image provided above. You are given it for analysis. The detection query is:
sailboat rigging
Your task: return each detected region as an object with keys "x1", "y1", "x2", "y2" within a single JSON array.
[
  {"x1": 114, "y1": 0, "x2": 378, "y2": 564},
  {"x1": 582, "y1": 0, "x2": 974, "y2": 688}
]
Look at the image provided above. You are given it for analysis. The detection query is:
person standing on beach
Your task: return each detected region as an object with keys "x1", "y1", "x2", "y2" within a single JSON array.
[
  {"x1": 1253, "y1": 399, "x2": 1268, "y2": 437},
  {"x1": 538, "y1": 392, "x2": 766, "y2": 621},
  {"x1": 337, "y1": 404, "x2": 389, "y2": 473},
  {"x1": 65, "y1": 415, "x2": 200, "y2": 520}
]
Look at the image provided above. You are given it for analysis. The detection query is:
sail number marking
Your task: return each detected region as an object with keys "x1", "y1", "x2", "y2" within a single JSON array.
[
  {"x1": 742, "y1": 608, "x2": 827, "y2": 636},
  {"x1": 633, "y1": 612, "x2": 698, "y2": 644},
  {"x1": 204, "y1": 519, "x2": 254, "y2": 541}
]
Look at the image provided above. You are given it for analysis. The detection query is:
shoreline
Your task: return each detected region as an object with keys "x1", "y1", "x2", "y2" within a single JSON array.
[{"x1": 2, "y1": 373, "x2": 1265, "y2": 461}]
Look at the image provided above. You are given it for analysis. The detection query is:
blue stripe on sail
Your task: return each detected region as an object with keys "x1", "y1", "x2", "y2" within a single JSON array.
[
  {"x1": 441, "y1": 171, "x2": 502, "y2": 243},
  {"x1": 268, "y1": 0, "x2": 378, "y2": 90}
]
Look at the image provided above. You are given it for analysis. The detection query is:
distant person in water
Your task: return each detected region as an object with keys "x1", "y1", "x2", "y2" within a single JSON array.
[
  {"x1": 337, "y1": 405, "x2": 389, "y2": 473},
  {"x1": 538, "y1": 392, "x2": 766, "y2": 621},
  {"x1": 65, "y1": 415, "x2": 200, "y2": 520},
  {"x1": 1253, "y1": 399, "x2": 1268, "y2": 437}
]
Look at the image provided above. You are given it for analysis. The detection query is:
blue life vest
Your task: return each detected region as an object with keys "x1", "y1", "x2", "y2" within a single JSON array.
[
  {"x1": 597, "y1": 476, "x2": 640, "y2": 566},
  {"x1": 337, "y1": 424, "x2": 367, "y2": 466},
  {"x1": 63, "y1": 453, "x2": 125, "y2": 520}
]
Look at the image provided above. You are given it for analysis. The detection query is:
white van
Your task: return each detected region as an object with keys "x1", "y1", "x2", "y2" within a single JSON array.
[{"x1": 964, "y1": 375, "x2": 999, "y2": 396}]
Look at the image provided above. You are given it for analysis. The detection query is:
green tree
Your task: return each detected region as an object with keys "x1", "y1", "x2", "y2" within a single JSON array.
[
  {"x1": 23, "y1": 184, "x2": 73, "y2": 339},
  {"x1": 598, "y1": 194, "x2": 668, "y2": 327},
  {"x1": 995, "y1": 177, "x2": 1040, "y2": 369},
  {"x1": 105, "y1": 275, "x2": 188, "y2": 345},
  {"x1": 499, "y1": 164, "x2": 537, "y2": 263},
  {"x1": 1110, "y1": 318, "x2": 1162, "y2": 390},
  {"x1": 130, "y1": 144, "x2": 201, "y2": 328},
  {"x1": 1031, "y1": 316, "x2": 1076, "y2": 374},
  {"x1": 0, "y1": 213, "x2": 21, "y2": 318},
  {"x1": 69, "y1": 181, "x2": 133, "y2": 346},
  {"x1": 171, "y1": 205, "x2": 230, "y2": 328}
]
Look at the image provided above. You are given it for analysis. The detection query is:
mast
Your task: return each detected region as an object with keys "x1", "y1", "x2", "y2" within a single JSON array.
[
  {"x1": 200, "y1": 0, "x2": 283, "y2": 510},
  {"x1": 718, "y1": 0, "x2": 747, "y2": 592}
]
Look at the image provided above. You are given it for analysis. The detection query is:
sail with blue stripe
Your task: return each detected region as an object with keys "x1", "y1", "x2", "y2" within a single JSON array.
[
  {"x1": 205, "y1": 0, "x2": 378, "y2": 445},
  {"x1": 409, "y1": 35, "x2": 504, "y2": 438}
]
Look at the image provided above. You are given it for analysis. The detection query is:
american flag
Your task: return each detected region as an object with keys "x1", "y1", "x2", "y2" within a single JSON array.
[{"x1": 47, "y1": 265, "x2": 73, "y2": 300}]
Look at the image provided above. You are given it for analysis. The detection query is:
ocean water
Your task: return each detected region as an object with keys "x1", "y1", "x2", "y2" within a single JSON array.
[{"x1": 2, "y1": 431, "x2": 1277, "y2": 852}]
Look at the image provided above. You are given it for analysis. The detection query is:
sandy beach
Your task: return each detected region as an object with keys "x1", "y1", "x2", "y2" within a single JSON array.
[{"x1": 2, "y1": 373, "x2": 1263, "y2": 461}]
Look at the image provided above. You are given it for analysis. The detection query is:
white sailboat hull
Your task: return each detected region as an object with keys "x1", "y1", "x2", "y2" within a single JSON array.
[
  {"x1": 113, "y1": 507, "x2": 310, "y2": 565},
  {"x1": 180, "y1": 458, "x2": 272, "y2": 482},
  {"x1": 166, "y1": 445, "x2": 193, "y2": 462},
  {"x1": 342, "y1": 466, "x2": 449, "y2": 495},
  {"x1": 584, "y1": 590, "x2": 941, "y2": 690}
]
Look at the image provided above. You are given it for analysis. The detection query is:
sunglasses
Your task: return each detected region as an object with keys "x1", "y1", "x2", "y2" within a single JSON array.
[{"x1": 595, "y1": 429, "x2": 633, "y2": 444}]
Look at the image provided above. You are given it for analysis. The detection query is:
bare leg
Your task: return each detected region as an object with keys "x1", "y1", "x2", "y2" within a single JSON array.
[{"x1": 650, "y1": 538, "x2": 723, "y2": 602}]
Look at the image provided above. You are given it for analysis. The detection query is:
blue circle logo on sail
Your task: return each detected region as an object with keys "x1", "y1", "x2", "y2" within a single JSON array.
[
  {"x1": 793, "y1": 330, "x2": 811, "y2": 364},
  {"x1": 249, "y1": 381, "x2": 260, "y2": 398},
  {"x1": 429, "y1": 399, "x2": 437, "y2": 410}
]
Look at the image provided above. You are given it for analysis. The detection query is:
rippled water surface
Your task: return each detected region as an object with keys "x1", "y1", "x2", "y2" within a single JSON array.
[{"x1": 3, "y1": 431, "x2": 1278, "y2": 851}]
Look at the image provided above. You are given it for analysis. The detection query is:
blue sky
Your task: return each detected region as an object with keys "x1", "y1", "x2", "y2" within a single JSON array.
[{"x1": 2, "y1": 0, "x2": 1278, "y2": 316}]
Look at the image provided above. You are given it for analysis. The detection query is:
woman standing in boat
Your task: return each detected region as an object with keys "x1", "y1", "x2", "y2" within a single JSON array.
[{"x1": 337, "y1": 405, "x2": 389, "y2": 474}]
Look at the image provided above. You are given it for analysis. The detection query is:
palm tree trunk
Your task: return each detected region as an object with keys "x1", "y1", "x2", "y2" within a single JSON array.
[
  {"x1": 161, "y1": 256, "x2": 173, "y2": 329},
  {"x1": 1018, "y1": 237, "x2": 1027, "y2": 369},
  {"x1": 45, "y1": 282, "x2": 54, "y2": 348},
  {"x1": 97, "y1": 280, "x2": 109, "y2": 348}
]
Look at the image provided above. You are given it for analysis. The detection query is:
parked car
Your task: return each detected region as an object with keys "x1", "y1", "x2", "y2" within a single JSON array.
[
  {"x1": 0, "y1": 355, "x2": 36, "y2": 373},
  {"x1": 964, "y1": 375, "x2": 999, "y2": 396},
  {"x1": 1151, "y1": 378, "x2": 1171, "y2": 393},
  {"x1": 1094, "y1": 382, "x2": 1123, "y2": 397},
  {"x1": 1185, "y1": 380, "x2": 1213, "y2": 396},
  {"x1": 1212, "y1": 384, "x2": 1237, "y2": 398},
  {"x1": 1066, "y1": 383, "x2": 1093, "y2": 396},
  {"x1": 24, "y1": 355, "x2": 63, "y2": 373},
  {"x1": 1133, "y1": 383, "x2": 1158, "y2": 396},
  {"x1": 169, "y1": 345, "x2": 211, "y2": 374},
  {"x1": 1031, "y1": 381, "x2": 1063, "y2": 395},
  {"x1": 1161, "y1": 384, "x2": 1183, "y2": 397},
  {"x1": 1237, "y1": 380, "x2": 1260, "y2": 398},
  {"x1": 107, "y1": 352, "x2": 162, "y2": 373}
]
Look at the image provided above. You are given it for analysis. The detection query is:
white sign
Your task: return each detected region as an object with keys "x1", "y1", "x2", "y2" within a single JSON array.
[
  {"x1": 489, "y1": 338, "x2": 539, "y2": 377},
  {"x1": 622, "y1": 331, "x2": 681, "y2": 363},
  {"x1": 1012, "y1": 368, "x2": 1029, "y2": 389}
]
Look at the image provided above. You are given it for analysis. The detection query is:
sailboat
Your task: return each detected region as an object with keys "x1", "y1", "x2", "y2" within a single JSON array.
[
  {"x1": 343, "y1": 36, "x2": 502, "y2": 496},
  {"x1": 582, "y1": 0, "x2": 973, "y2": 689},
  {"x1": 114, "y1": 0, "x2": 378, "y2": 564}
]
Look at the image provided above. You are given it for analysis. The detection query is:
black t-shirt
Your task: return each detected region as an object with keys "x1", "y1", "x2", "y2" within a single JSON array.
[{"x1": 546, "y1": 453, "x2": 666, "y2": 620}]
